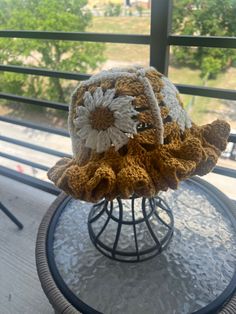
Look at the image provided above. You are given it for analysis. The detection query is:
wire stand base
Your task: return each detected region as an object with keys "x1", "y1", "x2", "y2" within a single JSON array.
[{"x1": 88, "y1": 195, "x2": 174, "y2": 263}]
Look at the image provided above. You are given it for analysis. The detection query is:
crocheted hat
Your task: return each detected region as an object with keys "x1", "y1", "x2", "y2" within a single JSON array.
[{"x1": 48, "y1": 66, "x2": 230, "y2": 202}]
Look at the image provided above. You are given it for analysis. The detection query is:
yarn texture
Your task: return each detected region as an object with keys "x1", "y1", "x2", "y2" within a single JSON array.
[{"x1": 48, "y1": 66, "x2": 230, "y2": 202}]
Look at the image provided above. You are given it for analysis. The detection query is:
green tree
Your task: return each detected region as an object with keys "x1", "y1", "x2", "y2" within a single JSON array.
[
  {"x1": 136, "y1": 5, "x2": 143, "y2": 17},
  {"x1": 172, "y1": 0, "x2": 236, "y2": 80},
  {"x1": 0, "y1": 0, "x2": 105, "y2": 104},
  {"x1": 104, "y1": 3, "x2": 122, "y2": 17}
]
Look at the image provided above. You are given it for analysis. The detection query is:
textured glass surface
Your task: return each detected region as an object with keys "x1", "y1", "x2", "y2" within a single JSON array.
[{"x1": 53, "y1": 180, "x2": 236, "y2": 314}]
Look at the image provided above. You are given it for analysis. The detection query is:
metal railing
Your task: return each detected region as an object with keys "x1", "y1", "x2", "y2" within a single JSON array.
[{"x1": 0, "y1": 0, "x2": 236, "y2": 195}]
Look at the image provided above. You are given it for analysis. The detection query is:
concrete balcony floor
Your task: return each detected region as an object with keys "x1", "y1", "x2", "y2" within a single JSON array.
[{"x1": 0, "y1": 175, "x2": 55, "y2": 314}]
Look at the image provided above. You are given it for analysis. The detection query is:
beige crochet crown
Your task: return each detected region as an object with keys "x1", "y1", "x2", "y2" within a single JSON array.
[{"x1": 69, "y1": 66, "x2": 191, "y2": 163}]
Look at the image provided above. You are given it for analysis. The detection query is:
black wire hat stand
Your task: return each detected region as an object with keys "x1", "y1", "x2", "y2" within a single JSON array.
[{"x1": 88, "y1": 195, "x2": 174, "y2": 263}]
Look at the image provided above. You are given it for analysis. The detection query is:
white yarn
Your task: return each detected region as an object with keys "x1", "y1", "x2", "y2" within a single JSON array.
[
  {"x1": 137, "y1": 70, "x2": 164, "y2": 144},
  {"x1": 73, "y1": 87, "x2": 138, "y2": 153},
  {"x1": 69, "y1": 70, "x2": 138, "y2": 157},
  {"x1": 160, "y1": 76, "x2": 192, "y2": 131}
]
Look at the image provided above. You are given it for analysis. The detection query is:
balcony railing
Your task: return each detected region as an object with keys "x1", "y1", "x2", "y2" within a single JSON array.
[{"x1": 0, "y1": 0, "x2": 236, "y2": 196}]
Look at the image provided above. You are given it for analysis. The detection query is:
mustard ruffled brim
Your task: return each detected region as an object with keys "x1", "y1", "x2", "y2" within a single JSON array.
[{"x1": 48, "y1": 120, "x2": 230, "y2": 203}]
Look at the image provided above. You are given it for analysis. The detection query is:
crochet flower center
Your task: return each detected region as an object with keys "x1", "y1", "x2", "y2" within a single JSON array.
[
  {"x1": 73, "y1": 87, "x2": 138, "y2": 153},
  {"x1": 89, "y1": 107, "x2": 115, "y2": 131}
]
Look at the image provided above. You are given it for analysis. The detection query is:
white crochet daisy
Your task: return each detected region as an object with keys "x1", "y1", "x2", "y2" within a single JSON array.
[{"x1": 74, "y1": 87, "x2": 138, "y2": 153}]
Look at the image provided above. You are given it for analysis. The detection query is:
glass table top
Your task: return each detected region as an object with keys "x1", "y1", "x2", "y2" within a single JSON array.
[{"x1": 51, "y1": 178, "x2": 236, "y2": 314}]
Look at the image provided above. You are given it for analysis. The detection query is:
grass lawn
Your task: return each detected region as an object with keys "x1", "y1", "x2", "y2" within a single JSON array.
[
  {"x1": 88, "y1": 16, "x2": 150, "y2": 66},
  {"x1": 88, "y1": 0, "x2": 124, "y2": 6},
  {"x1": 88, "y1": 16, "x2": 150, "y2": 34}
]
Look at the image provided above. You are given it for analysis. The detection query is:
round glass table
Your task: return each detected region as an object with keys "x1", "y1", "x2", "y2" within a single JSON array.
[{"x1": 36, "y1": 177, "x2": 236, "y2": 314}]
